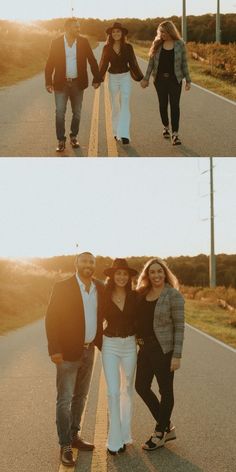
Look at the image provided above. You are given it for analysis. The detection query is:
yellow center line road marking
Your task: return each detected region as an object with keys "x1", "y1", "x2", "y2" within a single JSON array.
[
  {"x1": 90, "y1": 365, "x2": 108, "y2": 472},
  {"x1": 104, "y1": 76, "x2": 118, "y2": 157},
  {"x1": 87, "y1": 88, "x2": 100, "y2": 157}
]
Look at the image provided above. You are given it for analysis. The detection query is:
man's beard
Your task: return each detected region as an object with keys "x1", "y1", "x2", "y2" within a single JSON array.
[{"x1": 79, "y1": 267, "x2": 94, "y2": 279}]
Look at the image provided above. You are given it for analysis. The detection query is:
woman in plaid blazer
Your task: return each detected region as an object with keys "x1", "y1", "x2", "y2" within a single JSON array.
[
  {"x1": 135, "y1": 257, "x2": 185, "y2": 451},
  {"x1": 141, "y1": 21, "x2": 191, "y2": 145}
]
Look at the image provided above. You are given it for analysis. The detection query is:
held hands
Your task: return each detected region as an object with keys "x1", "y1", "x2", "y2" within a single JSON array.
[
  {"x1": 46, "y1": 85, "x2": 53, "y2": 93},
  {"x1": 93, "y1": 83, "x2": 100, "y2": 89},
  {"x1": 170, "y1": 357, "x2": 181, "y2": 372},
  {"x1": 185, "y1": 82, "x2": 191, "y2": 91},
  {"x1": 140, "y1": 79, "x2": 149, "y2": 89},
  {"x1": 51, "y1": 353, "x2": 63, "y2": 364}
]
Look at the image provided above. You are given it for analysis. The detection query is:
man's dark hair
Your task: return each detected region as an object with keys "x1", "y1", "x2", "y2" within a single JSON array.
[
  {"x1": 77, "y1": 251, "x2": 94, "y2": 258},
  {"x1": 64, "y1": 18, "x2": 80, "y2": 31},
  {"x1": 74, "y1": 252, "x2": 95, "y2": 269}
]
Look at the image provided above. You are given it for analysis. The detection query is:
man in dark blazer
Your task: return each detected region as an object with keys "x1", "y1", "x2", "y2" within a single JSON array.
[
  {"x1": 45, "y1": 18, "x2": 101, "y2": 152},
  {"x1": 45, "y1": 252, "x2": 104, "y2": 467}
]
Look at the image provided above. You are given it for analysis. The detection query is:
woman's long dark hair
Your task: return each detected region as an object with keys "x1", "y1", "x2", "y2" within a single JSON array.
[{"x1": 105, "y1": 273, "x2": 132, "y2": 298}]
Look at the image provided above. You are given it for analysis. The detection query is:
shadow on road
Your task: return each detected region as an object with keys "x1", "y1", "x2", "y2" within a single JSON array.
[
  {"x1": 117, "y1": 143, "x2": 141, "y2": 158},
  {"x1": 75, "y1": 443, "x2": 204, "y2": 472},
  {"x1": 53, "y1": 148, "x2": 85, "y2": 158},
  {"x1": 180, "y1": 144, "x2": 201, "y2": 158},
  {"x1": 107, "y1": 444, "x2": 204, "y2": 472}
]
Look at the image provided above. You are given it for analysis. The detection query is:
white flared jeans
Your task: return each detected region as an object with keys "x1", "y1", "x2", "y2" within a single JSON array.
[
  {"x1": 102, "y1": 335, "x2": 137, "y2": 451},
  {"x1": 108, "y1": 72, "x2": 132, "y2": 140}
]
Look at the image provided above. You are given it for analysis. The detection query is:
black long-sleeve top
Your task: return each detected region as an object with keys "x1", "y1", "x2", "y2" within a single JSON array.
[
  {"x1": 103, "y1": 290, "x2": 137, "y2": 337},
  {"x1": 136, "y1": 297, "x2": 159, "y2": 338},
  {"x1": 99, "y1": 43, "x2": 144, "y2": 82}
]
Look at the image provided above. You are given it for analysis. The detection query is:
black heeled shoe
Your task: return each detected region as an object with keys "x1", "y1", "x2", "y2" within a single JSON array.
[
  {"x1": 118, "y1": 444, "x2": 126, "y2": 453},
  {"x1": 107, "y1": 444, "x2": 126, "y2": 455},
  {"x1": 107, "y1": 448, "x2": 117, "y2": 455},
  {"x1": 121, "y1": 137, "x2": 130, "y2": 144}
]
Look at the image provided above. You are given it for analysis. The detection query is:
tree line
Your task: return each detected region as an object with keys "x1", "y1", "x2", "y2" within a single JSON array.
[
  {"x1": 32, "y1": 253, "x2": 236, "y2": 288},
  {"x1": 38, "y1": 14, "x2": 236, "y2": 44}
]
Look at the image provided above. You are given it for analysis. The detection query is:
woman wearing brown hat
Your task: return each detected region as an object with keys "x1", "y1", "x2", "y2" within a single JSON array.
[
  {"x1": 102, "y1": 258, "x2": 138, "y2": 454},
  {"x1": 99, "y1": 22, "x2": 143, "y2": 144},
  {"x1": 135, "y1": 257, "x2": 185, "y2": 451}
]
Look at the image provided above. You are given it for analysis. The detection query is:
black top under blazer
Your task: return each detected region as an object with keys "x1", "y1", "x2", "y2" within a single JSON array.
[
  {"x1": 45, "y1": 35, "x2": 101, "y2": 91},
  {"x1": 45, "y1": 275, "x2": 104, "y2": 361}
]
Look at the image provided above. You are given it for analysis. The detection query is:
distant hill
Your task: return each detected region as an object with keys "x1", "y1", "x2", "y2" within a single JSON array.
[
  {"x1": 32, "y1": 253, "x2": 236, "y2": 288},
  {"x1": 38, "y1": 14, "x2": 236, "y2": 43}
]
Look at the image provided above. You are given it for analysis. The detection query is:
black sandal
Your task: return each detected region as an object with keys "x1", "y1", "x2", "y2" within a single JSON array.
[
  {"x1": 172, "y1": 134, "x2": 181, "y2": 145},
  {"x1": 163, "y1": 128, "x2": 170, "y2": 139},
  {"x1": 142, "y1": 432, "x2": 165, "y2": 451}
]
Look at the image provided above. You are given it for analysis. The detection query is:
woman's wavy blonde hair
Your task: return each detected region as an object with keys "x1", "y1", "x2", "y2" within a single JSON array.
[
  {"x1": 149, "y1": 20, "x2": 182, "y2": 57},
  {"x1": 136, "y1": 257, "x2": 179, "y2": 294}
]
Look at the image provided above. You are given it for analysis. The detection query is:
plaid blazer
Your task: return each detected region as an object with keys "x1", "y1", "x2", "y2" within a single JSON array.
[
  {"x1": 144, "y1": 40, "x2": 191, "y2": 84},
  {"x1": 153, "y1": 284, "x2": 185, "y2": 358}
]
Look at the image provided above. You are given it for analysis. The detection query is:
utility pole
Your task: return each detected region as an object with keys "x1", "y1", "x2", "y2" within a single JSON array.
[
  {"x1": 216, "y1": 0, "x2": 221, "y2": 43},
  {"x1": 182, "y1": 0, "x2": 187, "y2": 42},
  {"x1": 209, "y1": 157, "x2": 216, "y2": 287}
]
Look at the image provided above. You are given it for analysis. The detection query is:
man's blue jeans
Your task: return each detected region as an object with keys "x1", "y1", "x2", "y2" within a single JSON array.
[
  {"x1": 54, "y1": 81, "x2": 84, "y2": 141},
  {"x1": 56, "y1": 345, "x2": 94, "y2": 446}
]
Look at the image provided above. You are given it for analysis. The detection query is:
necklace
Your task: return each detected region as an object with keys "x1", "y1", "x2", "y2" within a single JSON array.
[
  {"x1": 113, "y1": 292, "x2": 125, "y2": 304},
  {"x1": 113, "y1": 43, "x2": 121, "y2": 54}
]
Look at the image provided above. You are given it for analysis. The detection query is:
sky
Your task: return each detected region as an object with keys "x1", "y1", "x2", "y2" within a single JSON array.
[
  {"x1": 1, "y1": 0, "x2": 235, "y2": 22},
  {"x1": 0, "y1": 158, "x2": 235, "y2": 259}
]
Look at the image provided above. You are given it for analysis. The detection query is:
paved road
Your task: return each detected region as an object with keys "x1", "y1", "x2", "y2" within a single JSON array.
[
  {"x1": 0, "y1": 43, "x2": 235, "y2": 157},
  {"x1": 1, "y1": 320, "x2": 236, "y2": 472},
  {"x1": 0, "y1": 320, "x2": 57, "y2": 472}
]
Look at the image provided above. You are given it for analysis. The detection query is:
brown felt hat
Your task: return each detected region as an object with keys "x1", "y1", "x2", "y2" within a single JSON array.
[
  {"x1": 106, "y1": 22, "x2": 128, "y2": 35},
  {"x1": 104, "y1": 258, "x2": 137, "y2": 277}
]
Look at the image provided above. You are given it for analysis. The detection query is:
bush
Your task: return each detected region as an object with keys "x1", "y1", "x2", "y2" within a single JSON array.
[{"x1": 188, "y1": 42, "x2": 236, "y2": 83}]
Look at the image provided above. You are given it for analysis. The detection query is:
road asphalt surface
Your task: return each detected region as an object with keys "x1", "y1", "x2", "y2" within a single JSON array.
[
  {"x1": 0, "y1": 319, "x2": 236, "y2": 472},
  {"x1": 0, "y1": 43, "x2": 235, "y2": 157}
]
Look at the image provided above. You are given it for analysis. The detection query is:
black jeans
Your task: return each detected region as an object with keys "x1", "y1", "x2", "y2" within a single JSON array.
[
  {"x1": 135, "y1": 337, "x2": 174, "y2": 433},
  {"x1": 154, "y1": 75, "x2": 182, "y2": 133}
]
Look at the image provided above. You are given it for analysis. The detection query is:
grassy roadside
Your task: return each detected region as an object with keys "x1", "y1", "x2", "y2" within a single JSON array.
[
  {"x1": 0, "y1": 60, "x2": 47, "y2": 88},
  {"x1": 0, "y1": 306, "x2": 45, "y2": 335},
  {"x1": 185, "y1": 299, "x2": 236, "y2": 349},
  {"x1": 0, "y1": 37, "x2": 98, "y2": 88},
  {"x1": 133, "y1": 43, "x2": 236, "y2": 102}
]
